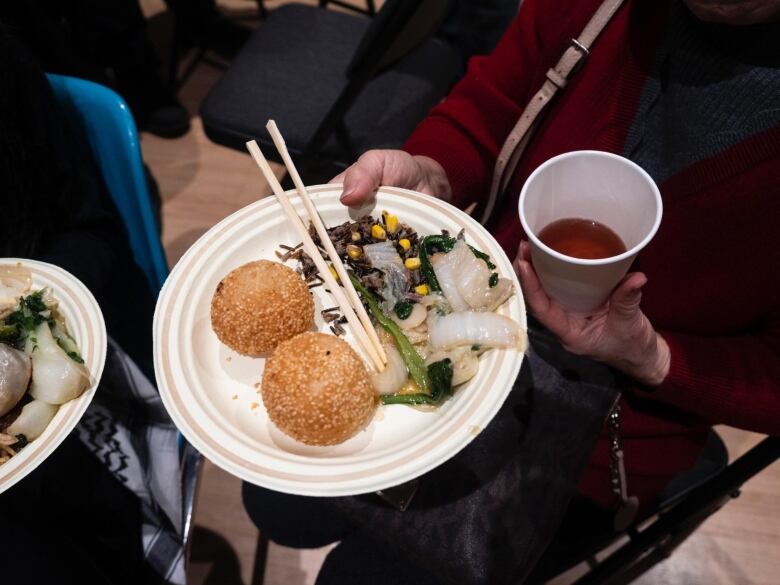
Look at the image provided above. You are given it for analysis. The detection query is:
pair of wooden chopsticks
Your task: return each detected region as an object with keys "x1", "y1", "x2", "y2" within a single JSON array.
[{"x1": 246, "y1": 121, "x2": 387, "y2": 372}]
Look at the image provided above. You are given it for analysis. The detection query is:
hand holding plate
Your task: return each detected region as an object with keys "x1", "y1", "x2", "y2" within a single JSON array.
[{"x1": 332, "y1": 150, "x2": 453, "y2": 207}]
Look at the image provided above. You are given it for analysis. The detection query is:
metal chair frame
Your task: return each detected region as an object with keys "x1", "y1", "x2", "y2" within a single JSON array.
[
  {"x1": 168, "y1": 0, "x2": 268, "y2": 90},
  {"x1": 566, "y1": 436, "x2": 780, "y2": 585}
]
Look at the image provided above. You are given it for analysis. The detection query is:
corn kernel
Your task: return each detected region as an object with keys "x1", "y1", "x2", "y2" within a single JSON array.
[
  {"x1": 414, "y1": 284, "x2": 430, "y2": 296},
  {"x1": 350, "y1": 231, "x2": 361, "y2": 242},
  {"x1": 398, "y1": 238, "x2": 411, "y2": 251},
  {"x1": 346, "y1": 244, "x2": 362, "y2": 260},
  {"x1": 404, "y1": 257, "x2": 421, "y2": 270},
  {"x1": 371, "y1": 224, "x2": 387, "y2": 240},
  {"x1": 328, "y1": 264, "x2": 339, "y2": 281},
  {"x1": 383, "y1": 211, "x2": 399, "y2": 234}
]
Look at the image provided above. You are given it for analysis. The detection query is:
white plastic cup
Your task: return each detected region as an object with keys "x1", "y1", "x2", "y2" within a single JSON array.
[{"x1": 518, "y1": 150, "x2": 662, "y2": 313}]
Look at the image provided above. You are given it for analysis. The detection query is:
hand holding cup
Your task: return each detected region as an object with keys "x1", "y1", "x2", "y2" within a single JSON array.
[
  {"x1": 516, "y1": 150, "x2": 668, "y2": 385},
  {"x1": 514, "y1": 241, "x2": 670, "y2": 386}
]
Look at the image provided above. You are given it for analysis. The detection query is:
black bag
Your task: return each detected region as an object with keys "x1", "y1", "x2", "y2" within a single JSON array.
[{"x1": 333, "y1": 323, "x2": 620, "y2": 585}]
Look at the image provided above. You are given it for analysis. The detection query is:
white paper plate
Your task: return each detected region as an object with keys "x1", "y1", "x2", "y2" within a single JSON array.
[
  {"x1": 0, "y1": 259, "x2": 107, "y2": 494},
  {"x1": 154, "y1": 185, "x2": 526, "y2": 496}
]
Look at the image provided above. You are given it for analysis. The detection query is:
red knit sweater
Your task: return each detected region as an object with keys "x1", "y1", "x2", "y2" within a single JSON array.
[{"x1": 405, "y1": 0, "x2": 780, "y2": 508}]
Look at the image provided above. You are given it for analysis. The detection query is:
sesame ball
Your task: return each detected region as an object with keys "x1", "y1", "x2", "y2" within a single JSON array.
[
  {"x1": 262, "y1": 332, "x2": 376, "y2": 446},
  {"x1": 211, "y1": 260, "x2": 314, "y2": 356}
]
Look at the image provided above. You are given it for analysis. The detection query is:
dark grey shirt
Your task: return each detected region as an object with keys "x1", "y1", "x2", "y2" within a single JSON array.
[{"x1": 624, "y1": 1, "x2": 780, "y2": 183}]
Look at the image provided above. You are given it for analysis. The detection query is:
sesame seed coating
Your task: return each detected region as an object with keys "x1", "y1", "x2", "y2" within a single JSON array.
[
  {"x1": 262, "y1": 332, "x2": 377, "y2": 446},
  {"x1": 211, "y1": 260, "x2": 314, "y2": 356}
]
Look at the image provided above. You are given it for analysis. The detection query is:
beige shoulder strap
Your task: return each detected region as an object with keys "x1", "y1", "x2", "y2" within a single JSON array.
[{"x1": 479, "y1": 0, "x2": 625, "y2": 225}]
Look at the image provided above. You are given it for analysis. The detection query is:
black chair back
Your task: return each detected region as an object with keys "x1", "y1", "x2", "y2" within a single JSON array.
[
  {"x1": 198, "y1": 0, "x2": 462, "y2": 182},
  {"x1": 303, "y1": 0, "x2": 455, "y2": 163},
  {"x1": 347, "y1": 0, "x2": 451, "y2": 79}
]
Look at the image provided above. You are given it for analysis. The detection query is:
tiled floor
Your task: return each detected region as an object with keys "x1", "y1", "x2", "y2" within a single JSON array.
[{"x1": 139, "y1": 2, "x2": 780, "y2": 584}]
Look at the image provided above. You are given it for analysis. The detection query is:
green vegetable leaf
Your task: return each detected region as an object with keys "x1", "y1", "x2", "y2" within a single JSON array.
[
  {"x1": 469, "y1": 247, "x2": 496, "y2": 270},
  {"x1": 13, "y1": 434, "x2": 28, "y2": 449},
  {"x1": 488, "y1": 273, "x2": 499, "y2": 288},
  {"x1": 380, "y1": 359, "x2": 453, "y2": 406},
  {"x1": 4, "y1": 308, "x2": 34, "y2": 332},
  {"x1": 419, "y1": 235, "x2": 455, "y2": 292},
  {"x1": 419, "y1": 235, "x2": 498, "y2": 293},
  {"x1": 3, "y1": 291, "x2": 55, "y2": 350},
  {"x1": 23, "y1": 290, "x2": 48, "y2": 316},
  {"x1": 380, "y1": 393, "x2": 438, "y2": 405},
  {"x1": 427, "y1": 359, "x2": 453, "y2": 399},
  {"x1": 55, "y1": 331, "x2": 84, "y2": 363},
  {"x1": 393, "y1": 302, "x2": 413, "y2": 320},
  {"x1": 350, "y1": 274, "x2": 431, "y2": 395},
  {"x1": 0, "y1": 323, "x2": 19, "y2": 344}
]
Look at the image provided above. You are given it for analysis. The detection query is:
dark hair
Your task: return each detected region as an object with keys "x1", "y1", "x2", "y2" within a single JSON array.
[{"x1": 0, "y1": 24, "x2": 75, "y2": 258}]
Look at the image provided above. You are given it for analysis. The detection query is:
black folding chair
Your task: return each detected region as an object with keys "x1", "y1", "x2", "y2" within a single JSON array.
[
  {"x1": 167, "y1": 1, "x2": 266, "y2": 90},
  {"x1": 199, "y1": 0, "x2": 461, "y2": 183},
  {"x1": 543, "y1": 432, "x2": 780, "y2": 585}
]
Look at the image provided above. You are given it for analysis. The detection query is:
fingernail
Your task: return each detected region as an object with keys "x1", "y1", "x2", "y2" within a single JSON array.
[{"x1": 340, "y1": 187, "x2": 355, "y2": 202}]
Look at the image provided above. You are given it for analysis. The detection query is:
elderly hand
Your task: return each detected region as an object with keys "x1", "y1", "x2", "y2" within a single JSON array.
[
  {"x1": 331, "y1": 150, "x2": 452, "y2": 207},
  {"x1": 514, "y1": 240, "x2": 671, "y2": 386}
]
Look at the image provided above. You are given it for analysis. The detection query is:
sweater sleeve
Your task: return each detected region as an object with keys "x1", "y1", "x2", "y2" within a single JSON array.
[
  {"x1": 639, "y1": 136, "x2": 780, "y2": 437},
  {"x1": 646, "y1": 323, "x2": 780, "y2": 436},
  {"x1": 403, "y1": 1, "x2": 548, "y2": 210}
]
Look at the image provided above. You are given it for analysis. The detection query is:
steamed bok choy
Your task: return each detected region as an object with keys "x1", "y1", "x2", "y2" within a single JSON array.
[
  {"x1": 0, "y1": 268, "x2": 90, "y2": 458},
  {"x1": 350, "y1": 275, "x2": 455, "y2": 405}
]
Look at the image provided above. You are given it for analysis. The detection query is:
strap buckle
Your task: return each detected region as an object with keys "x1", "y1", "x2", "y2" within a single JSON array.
[
  {"x1": 570, "y1": 37, "x2": 590, "y2": 57},
  {"x1": 569, "y1": 38, "x2": 590, "y2": 74}
]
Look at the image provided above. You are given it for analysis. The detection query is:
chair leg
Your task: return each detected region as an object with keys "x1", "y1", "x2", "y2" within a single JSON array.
[
  {"x1": 563, "y1": 438, "x2": 780, "y2": 585},
  {"x1": 180, "y1": 443, "x2": 205, "y2": 569},
  {"x1": 255, "y1": 0, "x2": 267, "y2": 19},
  {"x1": 604, "y1": 519, "x2": 706, "y2": 585},
  {"x1": 571, "y1": 496, "x2": 731, "y2": 585},
  {"x1": 175, "y1": 46, "x2": 210, "y2": 90},
  {"x1": 251, "y1": 533, "x2": 270, "y2": 585},
  {"x1": 168, "y1": 17, "x2": 181, "y2": 89}
]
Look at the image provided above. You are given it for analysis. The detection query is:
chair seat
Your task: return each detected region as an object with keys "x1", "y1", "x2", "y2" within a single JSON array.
[{"x1": 200, "y1": 4, "x2": 461, "y2": 168}]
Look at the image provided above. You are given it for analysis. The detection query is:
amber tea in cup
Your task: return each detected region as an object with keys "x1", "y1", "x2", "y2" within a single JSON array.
[
  {"x1": 537, "y1": 217, "x2": 627, "y2": 260},
  {"x1": 519, "y1": 151, "x2": 662, "y2": 312}
]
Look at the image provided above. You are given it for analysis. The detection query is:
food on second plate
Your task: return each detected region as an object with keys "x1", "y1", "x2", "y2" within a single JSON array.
[
  {"x1": 211, "y1": 260, "x2": 314, "y2": 356},
  {"x1": 0, "y1": 264, "x2": 91, "y2": 464},
  {"x1": 261, "y1": 332, "x2": 376, "y2": 446}
]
